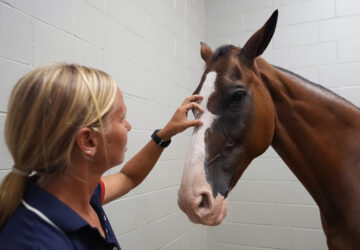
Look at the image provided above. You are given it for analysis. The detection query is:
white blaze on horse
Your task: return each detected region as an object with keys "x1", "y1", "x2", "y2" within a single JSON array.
[
  {"x1": 178, "y1": 71, "x2": 228, "y2": 225},
  {"x1": 178, "y1": 10, "x2": 360, "y2": 249}
]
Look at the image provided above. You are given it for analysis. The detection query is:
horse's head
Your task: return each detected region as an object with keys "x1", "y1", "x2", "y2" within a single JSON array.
[{"x1": 178, "y1": 10, "x2": 278, "y2": 225}]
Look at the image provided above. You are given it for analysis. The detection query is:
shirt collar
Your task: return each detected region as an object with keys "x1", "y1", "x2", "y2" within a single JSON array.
[{"x1": 23, "y1": 178, "x2": 89, "y2": 232}]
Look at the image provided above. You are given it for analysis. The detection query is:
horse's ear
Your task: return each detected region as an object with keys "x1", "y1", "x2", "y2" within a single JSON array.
[
  {"x1": 200, "y1": 42, "x2": 213, "y2": 63},
  {"x1": 240, "y1": 10, "x2": 278, "y2": 66}
]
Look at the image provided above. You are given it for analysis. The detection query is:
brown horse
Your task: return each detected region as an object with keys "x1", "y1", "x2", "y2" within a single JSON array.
[{"x1": 177, "y1": 10, "x2": 360, "y2": 249}]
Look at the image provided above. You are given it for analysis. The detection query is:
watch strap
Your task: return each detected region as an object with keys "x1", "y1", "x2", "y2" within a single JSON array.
[{"x1": 151, "y1": 129, "x2": 171, "y2": 148}]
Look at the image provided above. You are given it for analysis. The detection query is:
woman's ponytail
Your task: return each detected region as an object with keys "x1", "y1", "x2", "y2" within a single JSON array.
[{"x1": 0, "y1": 173, "x2": 28, "y2": 229}]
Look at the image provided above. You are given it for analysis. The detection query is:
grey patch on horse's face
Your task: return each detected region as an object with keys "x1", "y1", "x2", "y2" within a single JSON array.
[
  {"x1": 205, "y1": 146, "x2": 246, "y2": 198},
  {"x1": 203, "y1": 78, "x2": 254, "y2": 198}
]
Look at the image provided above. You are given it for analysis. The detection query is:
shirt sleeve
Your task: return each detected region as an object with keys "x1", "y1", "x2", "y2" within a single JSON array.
[
  {"x1": 90, "y1": 181, "x2": 105, "y2": 205},
  {"x1": 99, "y1": 179, "x2": 105, "y2": 204}
]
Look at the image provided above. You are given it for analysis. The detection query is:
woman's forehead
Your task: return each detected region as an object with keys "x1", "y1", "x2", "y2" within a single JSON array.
[{"x1": 114, "y1": 89, "x2": 126, "y2": 114}]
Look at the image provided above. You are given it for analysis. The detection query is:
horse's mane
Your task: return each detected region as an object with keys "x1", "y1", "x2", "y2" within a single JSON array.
[{"x1": 273, "y1": 65, "x2": 359, "y2": 110}]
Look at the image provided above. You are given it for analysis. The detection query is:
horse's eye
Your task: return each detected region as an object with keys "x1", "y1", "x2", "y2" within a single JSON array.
[{"x1": 230, "y1": 90, "x2": 247, "y2": 106}]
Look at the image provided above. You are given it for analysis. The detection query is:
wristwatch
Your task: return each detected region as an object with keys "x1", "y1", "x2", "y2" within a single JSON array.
[{"x1": 151, "y1": 129, "x2": 171, "y2": 148}]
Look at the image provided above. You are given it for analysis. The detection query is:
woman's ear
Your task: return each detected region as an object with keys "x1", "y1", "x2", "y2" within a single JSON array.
[{"x1": 76, "y1": 127, "x2": 98, "y2": 157}]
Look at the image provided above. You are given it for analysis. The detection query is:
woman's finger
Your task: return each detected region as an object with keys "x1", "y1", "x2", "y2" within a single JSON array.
[
  {"x1": 183, "y1": 94, "x2": 203, "y2": 105},
  {"x1": 186, "y1": 119, "x2": 203, "y2": 128},
  {"x1": 184, "y1": 102, "x2": 204, "y2": 113}
]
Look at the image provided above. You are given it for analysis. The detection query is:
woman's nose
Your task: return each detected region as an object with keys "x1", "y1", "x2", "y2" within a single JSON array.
[{"x1": 126, "y1": 120, "x2": 132, "y2": 131}]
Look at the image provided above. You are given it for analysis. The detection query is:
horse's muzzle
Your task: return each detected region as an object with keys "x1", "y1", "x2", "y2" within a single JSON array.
[{"x1": 177, "y1": 188, "x2": 227, "y2": 226}]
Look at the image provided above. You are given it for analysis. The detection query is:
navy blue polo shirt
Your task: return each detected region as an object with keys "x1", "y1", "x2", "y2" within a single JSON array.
[{"x1": 0, "y1": 178, "x2": 121, "y2": 250}]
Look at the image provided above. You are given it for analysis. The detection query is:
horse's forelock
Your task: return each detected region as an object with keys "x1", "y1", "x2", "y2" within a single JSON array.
[{"x1": 211, "y1": 45, "x2": 235, "y2": 62}]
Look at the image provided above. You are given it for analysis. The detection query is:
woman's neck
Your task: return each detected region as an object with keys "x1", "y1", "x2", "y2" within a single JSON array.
[{"x1": 37, "y1": 160, "x2": 102, "y2": 216}]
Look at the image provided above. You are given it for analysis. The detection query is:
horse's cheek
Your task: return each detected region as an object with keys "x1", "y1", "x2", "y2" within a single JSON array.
[{"x1": 250, "y1": 88, "x2": 275, "y2": 155}]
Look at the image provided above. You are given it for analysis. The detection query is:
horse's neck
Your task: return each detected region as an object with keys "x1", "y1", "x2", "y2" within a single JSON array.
[{"x1": 260, "y1": 64, "x2": 360, "y2": 219}]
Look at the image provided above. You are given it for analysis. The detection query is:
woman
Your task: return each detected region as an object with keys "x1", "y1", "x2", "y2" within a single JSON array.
[{"x1": 0, "y1": 64, "x2": 203, "y2": 249}]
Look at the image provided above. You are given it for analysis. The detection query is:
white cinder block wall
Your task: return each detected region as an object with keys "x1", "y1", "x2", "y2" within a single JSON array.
[
  {"x1": 206, "y1": 0, "x2": 360, "y2": 250},
  {"x1": 0, "y1": 0, "x2": 207, "y2": 249}
]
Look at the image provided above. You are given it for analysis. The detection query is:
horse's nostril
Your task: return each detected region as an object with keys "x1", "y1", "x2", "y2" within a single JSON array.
[{"x1": 199, "y1": 193, "x2": 210, "y2": 208}]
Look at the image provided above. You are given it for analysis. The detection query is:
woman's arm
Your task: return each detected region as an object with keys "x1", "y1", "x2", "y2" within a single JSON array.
[{"x1": 101, "y1": 95, "x2": 203, "y2": 204}]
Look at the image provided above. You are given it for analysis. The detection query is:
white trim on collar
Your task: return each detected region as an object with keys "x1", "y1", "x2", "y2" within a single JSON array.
[{"x1": 22, "y1": 199, "x2": 64, "y2": 234}]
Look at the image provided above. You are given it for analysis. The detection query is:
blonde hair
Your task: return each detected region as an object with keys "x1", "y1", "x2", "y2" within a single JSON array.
[{"x1": 0, "y1": 63, "x2": 117, "y2": 228}]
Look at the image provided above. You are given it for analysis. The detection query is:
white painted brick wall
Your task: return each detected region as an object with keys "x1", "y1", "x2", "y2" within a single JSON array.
[
  {"x1": 0, "y1": 57, "x2": 30, "y2": 112},
  {"x1": 230, "y1": 0, "x2": 272, "y2": 13},
  {"x1": 0, "y1": 114, "x2": 12, "y2": 170},
  {"x1": 0, "y1": 0, "x2": 206, "y2": 249},
  {"x1": 205, "y1": 0, "x2": 360, "y2": 249},
  {"x1": 336, "y1": 0, "x2": 360, "y2": 16},
  {"x1": 273, "y1": 23, "x2": 318, "y2": 48},
  {"x1": 208, "y1": 223, "x2": 292, "y2": 249},
  {"x1": 289, "y1": 42, "x2": 337, "y2": 67},
  {"x1": 244, "y1": 8, "x2": 286, "y2": 31},
  {"x1": 0, "y1": 4, "x2": 31, "y2": 64},
  {"x1": 287, "y1": 0, "x2": 335, "y2": 24},
  {"x1": 230, "y1": 202, "x2": 322, "y2": 229},
  {"x1": 3, "y1": 0, "x2": 74, "y2": 32},
  {"x1": 293, "y1": 229, "x2": 328, "y2": 250},
  {"x1": 319, "y1": 15, "x2": 360, "y2": 42},
  {"x1": 338, "y1": 38, "x2": 360, "y2": 63}
]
